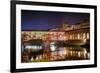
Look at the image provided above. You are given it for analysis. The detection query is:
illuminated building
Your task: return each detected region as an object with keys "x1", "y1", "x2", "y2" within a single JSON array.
[
  {"x1": 21, "y1": 19, "x2": 90, "y2": 62},
  {"x1": 49, "y1": 19, "x2": 90, "y2": 45}
]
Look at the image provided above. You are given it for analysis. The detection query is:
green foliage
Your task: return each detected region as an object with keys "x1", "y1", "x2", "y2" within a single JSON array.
[{"x1": 32, "y1": 59, "x2": 49, "y2": 62}]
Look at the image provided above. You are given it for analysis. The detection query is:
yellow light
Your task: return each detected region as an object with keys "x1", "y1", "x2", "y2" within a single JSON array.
[{"x1": 78, "y1": 52, "x2": 81, "y2": 57}]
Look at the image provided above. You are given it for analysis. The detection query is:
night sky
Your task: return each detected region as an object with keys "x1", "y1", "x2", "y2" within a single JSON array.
[{"x1": 21, "y1": 10, "x2": 90, "y2": 31}]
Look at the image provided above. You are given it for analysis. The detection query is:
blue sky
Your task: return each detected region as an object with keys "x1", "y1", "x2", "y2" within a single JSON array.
[{"x1": 21, "y1": 10, "x2": 90, "y2": 31}]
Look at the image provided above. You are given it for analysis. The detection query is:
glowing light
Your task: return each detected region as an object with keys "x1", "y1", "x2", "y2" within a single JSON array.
[
  {"x1": 87, "y1": 33, "x2": 90, "y2": 39},
  {"x1": 77, "y1": 34, "x2": 80, "y2": 39},
  {"x1": 83, "y1": 49, "x2": 87, "y2": 58},
  {"x1": 78, "y1": 52, "x2": 81, "y2": 57},
  {"x1": 31, "y1": 57, "x2": 34, "y2": 61},
  {"x1": 50, "y1": 45, "x2": 56, "y2": 51},
  {"x1": 70, "y1": 51, "x2": 73, "y2": 55},
  {"x1": 25, "y1": 45, "x2": 42, "y2": 50},
  {"x1": 83, "y1": 39, "x2": 86, "y2": 43},
  {"x1": 50, "y1": 42, "x2": 56, "y2": 51},
  {"x1": 87, "y1": 53, "x2": 90, "y2": 58},
  {"x1": 83, "y1": 49, "x2": 87, "y2": 54}
]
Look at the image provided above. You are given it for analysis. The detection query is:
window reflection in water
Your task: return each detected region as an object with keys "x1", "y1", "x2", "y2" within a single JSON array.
[{"x1": 21, "y1": 43, "x2": 90, "y2": 62}]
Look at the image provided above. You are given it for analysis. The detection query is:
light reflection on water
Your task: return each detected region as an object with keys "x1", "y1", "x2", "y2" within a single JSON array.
[
  {"x1": 49, "y1": 46, "x2": 90, "y2": 61},
  {"x1": 22, "y1": 44, "x2": 90, "y2": 62}
]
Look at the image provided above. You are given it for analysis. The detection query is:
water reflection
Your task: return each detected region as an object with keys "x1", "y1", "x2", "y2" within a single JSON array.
[
  {"x1": 21, "y1": 42, "x2": 90, "y2": 62},
  {"x1": 49, "y1": 47, "x2": 90, "y2": 61}
]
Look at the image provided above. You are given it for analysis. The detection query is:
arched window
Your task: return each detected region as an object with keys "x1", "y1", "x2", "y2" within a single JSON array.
[
  {"x1": 83, "y1": 33, "x2": 86, "y2": 39},
  {"x1": 77, "y1": 33, "x2": 80, "y2": 39},
  {"x1": 87, "y1": 33, "x2": 90, "y2": 39}
]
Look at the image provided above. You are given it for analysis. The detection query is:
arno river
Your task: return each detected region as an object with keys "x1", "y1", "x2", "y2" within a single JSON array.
[{"x1": 21, "y1": 41, "x2": 90, "y2": 63}]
